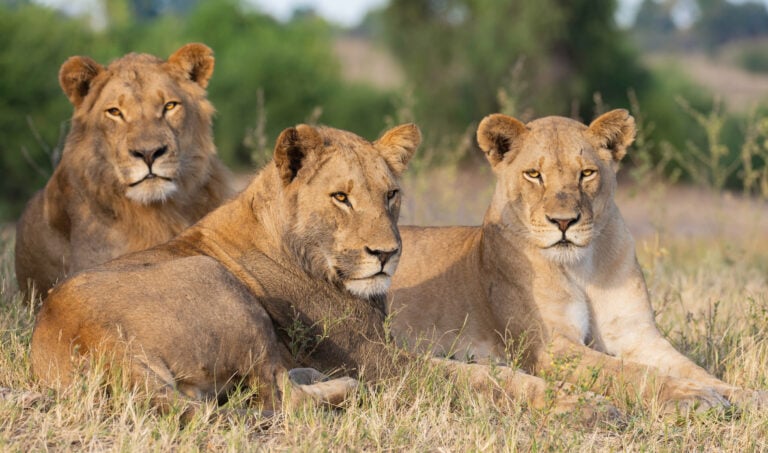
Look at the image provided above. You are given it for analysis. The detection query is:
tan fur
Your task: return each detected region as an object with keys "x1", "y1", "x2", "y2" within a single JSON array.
[
  {"x1": 15, "y1": 43, "x2": 232, "y2": 294},
  {"x1": 391, "y1": 110, "x2": 767, "y2": 411},
  {"x1": 30, "y1": 124, "x2": 421, "y2": 419},
  {"x1": 29, "y1": 122, "x2": 617, "y2": 423}
]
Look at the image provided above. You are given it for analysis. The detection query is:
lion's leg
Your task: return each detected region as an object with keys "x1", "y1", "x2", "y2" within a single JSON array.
[
  {"x1": 431, "y1": 358, "x2": 622, "y2": 425},
  {"x1": 245, "y1": 366, "x2": 358, "y2": 415},
  {"x1": 284, "y1": 368, "x2": 359, "y2": 408},
  {"x1": 127, "y1": 356, "x2": 204, "y2": 424},
  {"x1": 537, "y1": 337, "x2": 730, "y2": 412},
  {"x1": 590, "y1": 280, "x2": 768, "y2": 407}
]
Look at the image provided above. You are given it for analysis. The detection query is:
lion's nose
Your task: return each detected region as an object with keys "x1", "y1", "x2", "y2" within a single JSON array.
[
  {"x1": 547, "y1": 214, "x2": 581, "y2": 232},
  {"x1": 130, "y1": 146, "x2": 167, "y2": 167},
  {"x1": 365, "y1": 246, "x2": 399, "y2": 266}
]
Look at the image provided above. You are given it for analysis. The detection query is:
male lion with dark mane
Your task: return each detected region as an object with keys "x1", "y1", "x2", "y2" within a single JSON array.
[
  {"x1": 15, "y1": 43, "x2": 232, "y2": 294},
  {"x1": 390, "y1": 109, "x2": 767, "y2": 412}
]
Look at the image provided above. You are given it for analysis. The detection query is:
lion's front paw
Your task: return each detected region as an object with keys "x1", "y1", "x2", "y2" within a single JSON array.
[
  {"x1": 659, "y1": 378, "x2": 730, "y2": 414},
  {"x1": 551, "y1": 390, "x2": 625, "y2": 427},
  {"x1": 0, "y1": 386, "x2": 48, "y2": 409},
  {"x1": 721, "y1": 387, "x2": 768, "y2": 410},
  {"x1": 288, "y1": 368, "x2": 359, "y2": 408}
]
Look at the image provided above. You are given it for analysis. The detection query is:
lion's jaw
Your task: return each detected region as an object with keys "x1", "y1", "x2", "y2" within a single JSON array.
[
  {"x1": 122, "y1": 145, "x2": 181, "y2": 204},
  {"x1": 339, "y1": 252, "x2": 400, "y2": 300},
  {"x1": 286, "y1": 224, "x2": 401, "y2": 301},
  {"x1": 525, "y1": 200, "x2": 597, "y2": 265}
]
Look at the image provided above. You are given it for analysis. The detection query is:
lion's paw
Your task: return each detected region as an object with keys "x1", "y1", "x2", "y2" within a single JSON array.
[
  {"x1": 659, "y1": 378, "x2": 730, "y2": 415},
  {"x1": 552, "y1": 391, "x2": 625, "y2": 427},
  {"x1": 0, "y1": 386, "x2": 48, "y2": 409},
  {"x1": 723, "y1": 388, "x2": 768, "y2": 410},
  {"x1": 288, "y1": 368, "x2": 359, "y2": 408}
]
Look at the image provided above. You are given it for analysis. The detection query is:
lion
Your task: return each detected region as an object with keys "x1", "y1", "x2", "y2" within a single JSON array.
[
  {"x1": 390, "y1": 109, "x2": 767, "y2": 411},
  {"x1": 30, "y1": 123, "x2": 422, "y2": 421},
  {"x1": 30, "y1": 123, "x2": 619, "y2": 424},
  {"x1": 15, "y1": 43, "x2": 232, "y2": 294}
]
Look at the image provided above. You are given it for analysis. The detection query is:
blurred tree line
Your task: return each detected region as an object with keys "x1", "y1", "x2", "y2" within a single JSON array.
[
  {"x1": 371, "y1": 0, "x2": 722, "y2": 178},
  {"x1": 1, "y1": 0, "x2": 766, "y2": 221},
  {"x1": 633, "y1": 0, "x2": 768, "y2": 50},
  {"x1": 0, "y1": 0, "x2": 395, "y2": 220},
  {"x1": 376, "y1": 0, "x2": 651, "y2": 134}
]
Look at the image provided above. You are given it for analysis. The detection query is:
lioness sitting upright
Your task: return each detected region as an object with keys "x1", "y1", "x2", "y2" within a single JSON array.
[
  {"x1": 31, "y1": 123, "x2": 421, "y2": 419},
  {"x1": 390, "y1": 109, "x2": 766, "y2": 411},
  {"x1": 15, "y1": 43, "x2": 232, "y2": 293}
]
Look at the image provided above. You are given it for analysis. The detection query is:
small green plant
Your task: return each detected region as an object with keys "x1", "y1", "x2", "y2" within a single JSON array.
[
  {"x1": 739, "y1": 109, "x2": 768, "y2": 198},
  {"x1": 662, "y1": 98, "x2": 740, "y2": 192},
  {"x1": 243, "y1": 88, "x2": 270, "y2": 169},
  {"x1": 654, "y1": 97, "x2": 768, "y2": 198},
  {"x1": 627, "y1": 89, "x2": 680, "y2": 188},
  {"x1": 282, "y1": 308, "x2": 351, "y2": 363}
]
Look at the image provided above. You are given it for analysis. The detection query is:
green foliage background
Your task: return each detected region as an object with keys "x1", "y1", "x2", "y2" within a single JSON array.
[
  {"x1": 0, "y1": 0, "x2": 396, "y2": 219},
  {"x1": 1, "y1": 0, "x2": 767, "y2": 221}
]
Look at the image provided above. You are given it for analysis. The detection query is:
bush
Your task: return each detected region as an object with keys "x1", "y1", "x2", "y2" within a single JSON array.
[
  {"x1": 736, "y1": 42, "x2": 768, "y2": 74},
  {"x1": 0, "y1": 0, "x2": 396, "y2": 221},
  {"x1": 0, "y1": 4, "x2": 102, "y2": 219}
]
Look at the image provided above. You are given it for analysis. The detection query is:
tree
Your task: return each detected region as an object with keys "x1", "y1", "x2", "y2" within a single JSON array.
[
  {"x1": 694, "y1": 0, "x2": 768, "y2": 48},
  {"x1": 379, "y1": 0, "x2": 649, "y2": 143},
  {"x1": 0, "y1": 3, "x2": 97, "y2": 218}
]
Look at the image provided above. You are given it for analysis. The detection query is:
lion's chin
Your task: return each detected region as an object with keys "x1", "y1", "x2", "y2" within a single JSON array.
[
  {"x1": 541, "y1": 242, "x2": 589, "y2": 265},
  {"x1": 126, "y1": 179, "x2": 178, "y2": 205},
  {"x1": 344, "y1": 274, "x2": 391, "y2": 300}
]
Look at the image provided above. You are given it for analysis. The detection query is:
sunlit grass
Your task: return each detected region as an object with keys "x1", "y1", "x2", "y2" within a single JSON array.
[{"x1": 1, "y1": 178, "x2": 767, "y2": 450}]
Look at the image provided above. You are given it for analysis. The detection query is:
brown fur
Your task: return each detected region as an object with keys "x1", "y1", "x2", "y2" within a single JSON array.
[
  {"x1": 390, "y1": 110, "x2": 768, "y2": 411},
  {"x1": 29, "y1": 122, "x2": 618, "y2": 423},
  {"x1": 15, "y1": 43, "x2": 232, "y2": 294},
  {"x1": 30, "y1": 124, "x2": 421, "y2": 419}
]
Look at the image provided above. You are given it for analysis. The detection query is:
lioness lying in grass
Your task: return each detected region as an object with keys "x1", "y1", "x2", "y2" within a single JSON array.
[{"x1": 390, "y1": 110, "x2": 767, "y2": 412}]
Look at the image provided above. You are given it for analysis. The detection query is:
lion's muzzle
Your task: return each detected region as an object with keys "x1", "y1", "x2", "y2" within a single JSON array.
[{"x1": 130, "y1": 145, "x2": 168, "y2": 167}]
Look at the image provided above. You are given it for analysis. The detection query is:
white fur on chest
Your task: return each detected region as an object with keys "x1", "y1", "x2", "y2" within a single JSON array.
[
  {"x1": 562, "y1": 252, "x2": 594, "y2": 344},
  {"x1": 563, "y1": 294, "x2": 591, "y2": 344}
]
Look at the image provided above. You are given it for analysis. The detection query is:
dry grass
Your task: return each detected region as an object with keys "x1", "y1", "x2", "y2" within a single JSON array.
[{"x1": 1, "y1": 173, "x2": 768, "y2": 451}]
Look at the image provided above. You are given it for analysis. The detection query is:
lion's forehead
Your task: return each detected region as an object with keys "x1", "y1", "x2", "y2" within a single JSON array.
[
  {"x1": 98, "y1": 72, "x2": 181, "y2": 104},
  {"x1": 520, "y1": 124, "x2": 600, "y2": 170},
  {"x1": 316, "y1": 150, "x2": 395, "y2": 193}
]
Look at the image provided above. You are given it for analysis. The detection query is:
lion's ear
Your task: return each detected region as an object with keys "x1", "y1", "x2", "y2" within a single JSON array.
[
  {"x1": 375, "y1": 123, "x2": 421, "y2": 176},
  {"x1": 477, "y1": 114, "x2": 528, "y2": 167},
  {"x1": 59, "y1": 56, "x2": 103, "y2": 108},
  {"x1": 587, "y1": 109, "x2": 636, "y2": 163},
  {"x1": 273, "y1": 124, "x2": 323, "y2": 185},
  {"x1": 167, "y1": 43, "x2": 215, "y2": 89}
]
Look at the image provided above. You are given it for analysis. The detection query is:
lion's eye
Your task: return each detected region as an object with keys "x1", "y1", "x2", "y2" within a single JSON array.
[
  {"x1": 164, "y1": 101, "x2": 179, "y2": 112},
  {"x1": 523, "y1": 169, "x2": 541, "y2": 180},
  {"x1": 581, "y1": 169, "x2": 597, "y2": 179},
  {"x1": 386, "y1": 189, "x2": 399, "y2": 200},
  {"x1": 106, "y1": 107, "x2": 123, "y2": 118},
  {"x1": 331, "y1": 192, "x2": 349, "y2": 204}
]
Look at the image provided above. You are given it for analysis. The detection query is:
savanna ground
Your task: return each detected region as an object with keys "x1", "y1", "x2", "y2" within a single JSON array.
[
  {"x1": 1, "y1": 162, "x2": 767, "y2": 450},
  {"x1": 3, "y1": 40, "x2": 768, "y2": 448}
]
